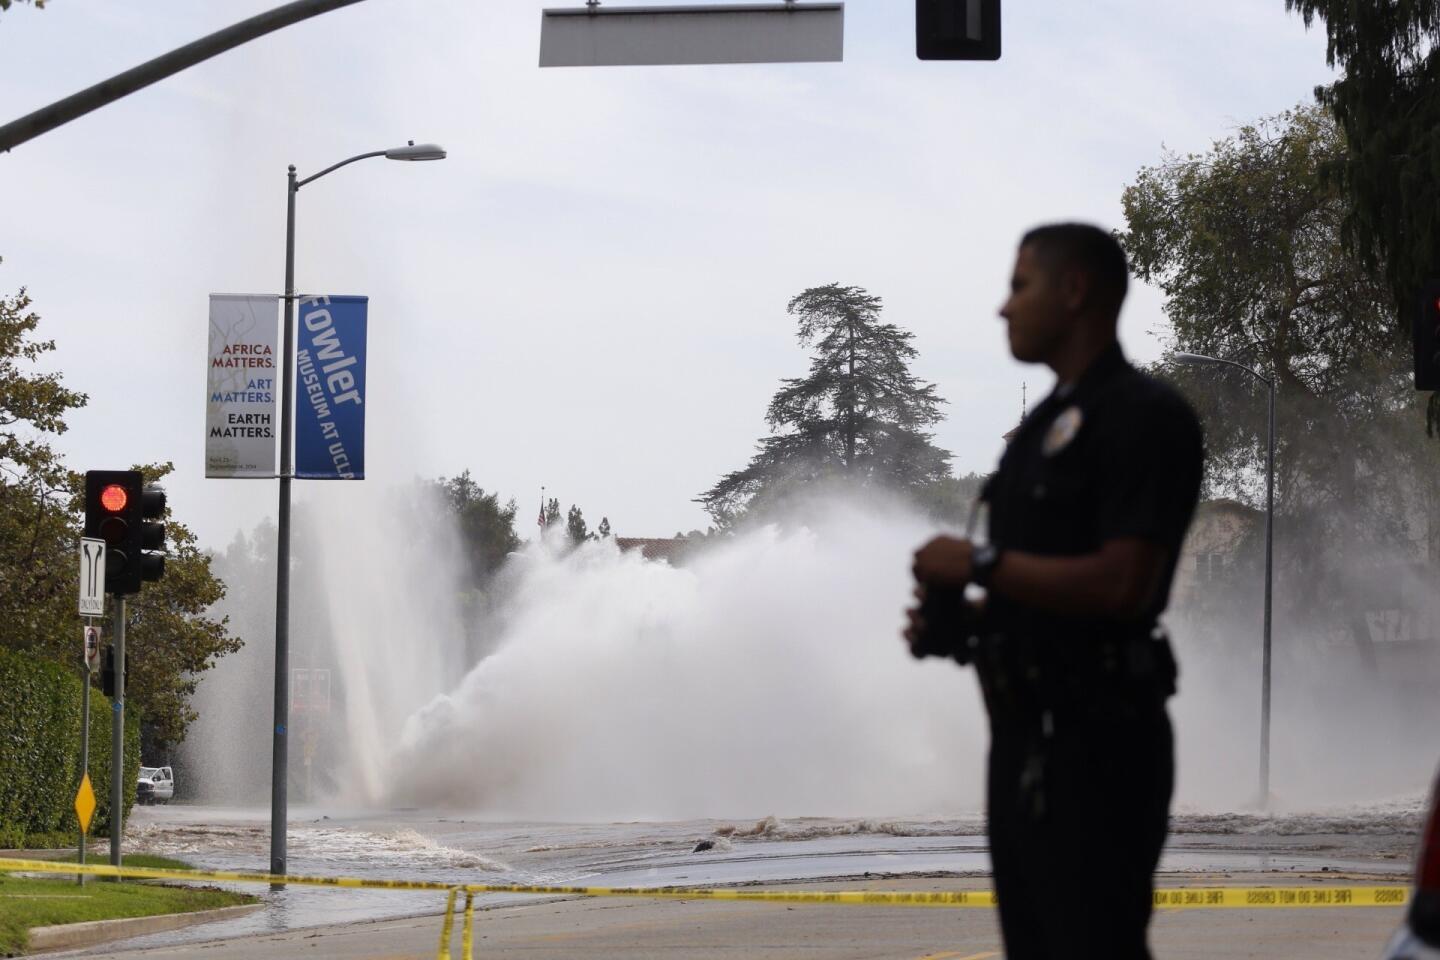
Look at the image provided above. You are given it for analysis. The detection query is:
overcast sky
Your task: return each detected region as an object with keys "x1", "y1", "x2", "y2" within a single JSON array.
[{"x1": 3, "y1": 1, "x2": 1335, "y2": 548}]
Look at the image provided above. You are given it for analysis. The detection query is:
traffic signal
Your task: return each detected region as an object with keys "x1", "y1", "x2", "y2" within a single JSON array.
[
  {"x1": 139, "y1": 484, "x2": 166, "y2": 587},
  {"x1": 1416, "y1": 281, "x2": 1440, "y2": 390},
  {"x1": 84, "y1": 470, "x2": 166, "y2": 596},
  {"x1": 917, "y1": 0, "x2": 1001, "y2": 61}
]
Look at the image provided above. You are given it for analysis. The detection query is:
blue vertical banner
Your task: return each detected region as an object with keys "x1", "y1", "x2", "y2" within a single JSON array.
[{"x1": 294, "y1": 295, "x2": 367, "y2": 480}]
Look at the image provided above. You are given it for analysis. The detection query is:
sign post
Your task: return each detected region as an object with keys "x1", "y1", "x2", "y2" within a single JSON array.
[
  {"x1": 74, "y1": 767, "x2": 96, "y2": 882},
  {"x1": 76, "y1": 540, "x2": 106, "y2": 883}
]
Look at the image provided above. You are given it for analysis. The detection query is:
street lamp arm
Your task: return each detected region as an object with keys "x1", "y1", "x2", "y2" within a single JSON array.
[
  {"x1": 1173, "y1": 351, "x2": 1272, "y2": 386},
  {"x1": 296, "y1": 150, "x2": 388, "y2": 188}
]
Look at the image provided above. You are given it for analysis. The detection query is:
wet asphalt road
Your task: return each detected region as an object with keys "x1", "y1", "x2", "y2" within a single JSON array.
[{"x1": 58, "y1": 873, "x2": 1408, "y2": 960}]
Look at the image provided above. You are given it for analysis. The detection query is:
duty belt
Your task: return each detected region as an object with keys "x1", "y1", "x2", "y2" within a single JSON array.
[{"x1": 974, "y1": 627, "x2": 1177, "y2": 718}]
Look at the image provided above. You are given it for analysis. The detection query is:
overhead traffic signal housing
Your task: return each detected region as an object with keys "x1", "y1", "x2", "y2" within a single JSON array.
[
  {"x1": 1416, "y1": 281, "x2": 1440, "y2": 390},
  {"x1": 83, "y1": 470, "x2": 166, "y2": 596},
  {"x1": 917, "y1": 0, "x2": 1001, "y2": 61},
  {"x1": 139, "y1": 485, "x2": 167, "y2": 587}
]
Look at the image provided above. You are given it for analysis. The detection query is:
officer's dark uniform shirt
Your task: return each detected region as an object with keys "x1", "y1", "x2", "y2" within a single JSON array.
[{"x1": 980, "y1": 342, "x2": 1204, "y2": 702}]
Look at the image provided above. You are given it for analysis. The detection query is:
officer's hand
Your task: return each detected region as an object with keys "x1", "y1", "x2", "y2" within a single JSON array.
[
  {"x1": 902, "y1": 593, "x2": 928, "y2": 659},
  {"x1": 912, "y1": 536, "x2": 973, "y2": 588}
]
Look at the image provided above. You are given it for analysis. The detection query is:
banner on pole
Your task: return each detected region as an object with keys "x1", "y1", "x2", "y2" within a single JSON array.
[
  {"x1": 207, "y1": 295, "x2": 279, "y2": 478},
  {"x1": 295, "y1": 295, "x2": 367, "y2": 480}
]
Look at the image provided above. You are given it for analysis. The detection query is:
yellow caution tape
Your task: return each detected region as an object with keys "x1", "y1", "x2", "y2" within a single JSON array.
[
  {"x1": 461, "y1": 891, "x2": 475, "y2": 960},
  {"x1": 436, "y1": 888, "x2": 458, "y2": 960},
  {"x1": 1151, "y1": 886, "x2": 1409, "y2": 909},
  {"x1": 0, "y1": 858, "x2": 1410, "y2": 910}
]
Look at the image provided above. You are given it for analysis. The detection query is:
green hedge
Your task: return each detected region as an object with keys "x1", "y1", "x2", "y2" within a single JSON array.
[{"x1": 0, "y1": 648, "x2": 139, "y2": 847}]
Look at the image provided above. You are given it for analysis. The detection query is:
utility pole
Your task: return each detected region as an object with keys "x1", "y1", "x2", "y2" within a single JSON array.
[{"x1": 109, "y1": 598, "x2": 125, "y2": 867}]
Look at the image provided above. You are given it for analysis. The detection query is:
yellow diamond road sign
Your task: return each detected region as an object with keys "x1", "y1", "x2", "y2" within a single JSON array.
[{"x1": 75, "y1": 773, "x2": 96, "y2": 835}]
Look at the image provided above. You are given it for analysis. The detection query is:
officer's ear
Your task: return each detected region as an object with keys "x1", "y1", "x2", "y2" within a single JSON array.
[{"x1": 1057, "y1": 266, "x2": 1093, "y2": 314}]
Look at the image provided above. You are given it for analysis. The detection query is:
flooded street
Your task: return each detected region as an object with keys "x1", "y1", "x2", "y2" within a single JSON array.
[{"x1": 96, "y1": 797, "x2": 1422, "y2": 951}]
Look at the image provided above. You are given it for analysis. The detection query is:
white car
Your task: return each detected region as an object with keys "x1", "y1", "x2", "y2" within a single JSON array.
[
  {"x1": 137, "y1": 766, "x2": 174, "y2": 804},
  {"x1": 1383, "y1": 768, "x2": 1439, "y2": 959}
]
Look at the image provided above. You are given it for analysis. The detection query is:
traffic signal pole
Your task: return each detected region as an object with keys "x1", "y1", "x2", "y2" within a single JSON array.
[{"x1": 109, "y1": 598, "x2": 125, "y2": 868}]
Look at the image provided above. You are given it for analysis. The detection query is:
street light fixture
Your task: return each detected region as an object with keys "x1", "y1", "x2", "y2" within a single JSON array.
[
  {"x1": 1173, "y1": 351, "x2": 1276, "y2": 808},
  {"x1": 272, "y1": 142, "x2": 446, "y2": 880},
  {"x1": 385, "y1": 142, "x2": 446, "y2": 161}
]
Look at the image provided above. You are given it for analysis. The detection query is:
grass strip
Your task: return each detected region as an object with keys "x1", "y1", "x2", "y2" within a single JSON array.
[
  {"x1": 48, "y1": 853, "x2": 196, "y2": 872},
  {"x1": 0, "y1": 871, "x2": 254, "y2": 955}
]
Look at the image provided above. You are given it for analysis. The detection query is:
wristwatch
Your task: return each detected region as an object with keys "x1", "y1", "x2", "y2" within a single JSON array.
[{"x1": 970, "y1": 543, "x2": 1001, "y2": 588}]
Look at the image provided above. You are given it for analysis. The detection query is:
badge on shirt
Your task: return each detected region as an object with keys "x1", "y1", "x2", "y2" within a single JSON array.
[{"x1": 1042, "y1": 405, "x2": 1083, "y2": 456}]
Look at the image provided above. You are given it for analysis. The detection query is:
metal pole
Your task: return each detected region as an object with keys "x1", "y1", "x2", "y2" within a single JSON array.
[
  {"x1": 0, "y1": 0, "x2": 369, "y2": 154},
  {"x1": 1259, "y1": 376, "x2": 1276, "y2": 807},
  {"x1": 271, "y1": 166, "x2": 297, "y2": 881},
  {"x1": 109, "y1": 599, "x2": 125, "y2": 868},
  {"x1": 78, "y1": 650, "x2": 90, "y2": 886}
]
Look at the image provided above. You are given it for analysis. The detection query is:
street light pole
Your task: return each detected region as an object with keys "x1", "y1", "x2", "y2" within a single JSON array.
[
  {"x1": 270, "y1": 143, "x2": 446, "y2": 880},
  {"x1": 1173, "y1": 351, "x2": 1276, "y2": 808},
  {"x1": 272, "y1": 164, "x2": 298, "y2": 880},
  {"x1": 1260, "y1": 374, "x2": 1275, "y2": 804}
]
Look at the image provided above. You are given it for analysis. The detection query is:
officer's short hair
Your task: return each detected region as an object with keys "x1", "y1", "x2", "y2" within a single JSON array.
[{"x1": 1020, "y1": 223, "x2": 1129, "y2": 317}]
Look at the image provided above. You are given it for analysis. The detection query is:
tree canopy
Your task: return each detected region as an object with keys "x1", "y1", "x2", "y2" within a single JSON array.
[
  {"x1": 698, "y1": 284, "x2": 953, "y2": 525},
  {"x1": 1120, "y1": 105, "x2": 1439, "y2": 654},
  {"x1": 0, "y1": 263, "x2": 238, "y2": 749},
  {"x1": 439, "y1": 471, "x2": 519, "y2": 586},
  {"x1": 1286, "y1": 0, "x2": 1440, "y2": 320}
]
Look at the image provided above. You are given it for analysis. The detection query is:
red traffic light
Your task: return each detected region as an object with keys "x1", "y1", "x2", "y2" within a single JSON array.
[{"x1": 99, "y1": 483, "x2": 129, "y2": 513}]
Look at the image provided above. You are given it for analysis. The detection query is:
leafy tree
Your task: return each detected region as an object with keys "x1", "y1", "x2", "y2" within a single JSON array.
[
  {"x1": 0, "y1": 265, "x2": 238, "y2": 749},
  {"x1": 1120, "y1": 105, "x2": 1440, "y2": 657},
  {"x1": 439, "y1": 471, "x2": 519, "y2": 585},
  {"x1": 121, "y1": 462, "x2": 238, "y2": 752},
  {"x1": 544, "y1": 497, "x2": 561, "y2": 530},
  {"x1": 914, "y1": 471, "x2": 990, "y2": 525},
  {"x1": 565, "y1": 504, "x2": 589, "y2": 545},
  {"x1": 1285, "y1": 2, "x2": 1440, "y2": 322},
  {"x1": 596, "y1": 516, "x2": 612, "y2": 539},
  {"x1": 698, "y1": 284, "x2": 952, "y2": 525},
  {"x1": 0, "y1": 270, "x2": 89, "y2": 669},
  {"x1": 1286, "y1": 1, "x2": 1440, "y2": 428},
  {"x1": 0, "y1": 271, "x2": 88, "y2": 657}
]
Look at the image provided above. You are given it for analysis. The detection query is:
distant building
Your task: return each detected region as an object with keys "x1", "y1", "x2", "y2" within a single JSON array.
[
  {"x1": 1170, "y1": 498, "x2": 1259, "y2": 611},
  {"x1": 614, "y1": 536, "x2": 692, "y2": 565}
]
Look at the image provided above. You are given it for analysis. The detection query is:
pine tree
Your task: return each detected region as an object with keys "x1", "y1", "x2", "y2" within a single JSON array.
[
  {"x1": 565, "y1": 504, "x2": 589, "y2": 546},
  {"x1": 698, "y1": 284, "x2": 952, "y2": 525}
]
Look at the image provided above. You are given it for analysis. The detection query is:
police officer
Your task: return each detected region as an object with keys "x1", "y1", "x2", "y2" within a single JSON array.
[{"x1": 907, "y1": 223, "x2": 1203, "y2": 959}]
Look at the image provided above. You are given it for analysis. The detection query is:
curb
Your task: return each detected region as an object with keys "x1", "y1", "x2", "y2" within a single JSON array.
[{"x1": 26, "y1": 902, "x2": 262, "y2": 953}]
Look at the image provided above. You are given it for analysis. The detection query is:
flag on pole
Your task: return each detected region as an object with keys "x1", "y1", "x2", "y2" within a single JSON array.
[{"x1": 537, "y1": 488, "x2": 546, "y2": 529}]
